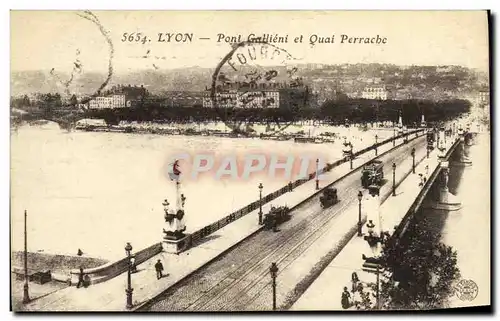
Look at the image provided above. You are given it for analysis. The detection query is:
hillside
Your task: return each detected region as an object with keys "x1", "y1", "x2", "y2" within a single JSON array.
[{"x1": 10, "y1": 63, "x2": 488, "y2": 98}]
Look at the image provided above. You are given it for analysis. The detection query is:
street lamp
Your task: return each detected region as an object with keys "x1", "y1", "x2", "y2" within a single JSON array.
[
  {"x1": 375, "y1": 134, "x2": 378, "y2": 156},
  {"x1": 350, "y1": 144, "x2": 354, "y2": 170},
  {"x1": 315, "y1": 158, "x2": 319, "y2": 190},
  {"x1": 125, "y1": 242, "x2": 133, "y2": 309},
  {"x1": 411, "y1": 148, "x2": 416, "y2": 174},
  {"x1": 357, "y1": 191, "x2": 363, "y2": 236},
  {"x1": 393, "y1": 127, "x2": 396, "y2": 147},
  {"x1": 392, "y1": 162, "x2": 396, "y2": 196},
  {"x1": 426, "y1": 145, "x2": 430, "y2": 159},
  {"x1": 258, "y1": 183, "x2": 263, "y2": 225},
  {"x1": 23, "y1": 210, "x2": 30, "y2": 304},
  {"x1": 269, "y1": 262, "x2": 278, "y2": 311}
]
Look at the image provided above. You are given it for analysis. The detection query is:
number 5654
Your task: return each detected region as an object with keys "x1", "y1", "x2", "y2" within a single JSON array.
[{"x1": 121, "y1": 33, "x2": 148, "y2": 44}]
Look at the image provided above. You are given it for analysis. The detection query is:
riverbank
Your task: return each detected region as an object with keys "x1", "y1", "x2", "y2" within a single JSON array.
[
  {"x1": 74, "y1": 119, "x2": 399, "y2": 145},
  {"x1": 11, "y1": 251, "x2": 108, "y2": 276}
]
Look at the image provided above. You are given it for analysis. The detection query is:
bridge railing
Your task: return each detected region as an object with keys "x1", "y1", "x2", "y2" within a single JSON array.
[{"x1": 187, "y1": 129, "x2": 425, "y2": 248}]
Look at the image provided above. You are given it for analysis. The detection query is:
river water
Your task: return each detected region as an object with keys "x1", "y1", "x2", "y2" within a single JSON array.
[
  {"x1": 441, "y1": 133, "x2": 491, "y2": 307},
  {"x1": 11, "y1": 122, "x2": 392, "y2": 260},
  {"x1": 417, "y1": 132, "x2": 490, "y2": 308}
]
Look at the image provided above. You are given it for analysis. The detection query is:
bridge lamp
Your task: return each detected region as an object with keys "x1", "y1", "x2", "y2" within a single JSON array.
[
  {"x1": 357, "y1": 191, "x2": 363, "y2": 236},
  {"x1": 258, "y1": 183, "x2": 264, "y2": 225},
  {"x1": 392, "y1": 162, "x2": 396, "y2": 196},
  {"x1": 269, "y1": 262, "x2": 279, "y2": 311},
  {"x1": 125, "y1": 242, "x2": 134, "y2": 309}
]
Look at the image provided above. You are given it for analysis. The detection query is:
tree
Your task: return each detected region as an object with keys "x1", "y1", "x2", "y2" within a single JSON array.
[
  {"x1": 70, "y1": 94, "x2": 78, "y2": 107},
  {"x1": 355, "y1": 216, "x2": 460, "y2": 310}
]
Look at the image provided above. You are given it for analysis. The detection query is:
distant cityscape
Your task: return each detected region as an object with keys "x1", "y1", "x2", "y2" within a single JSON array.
[{"x1": 10, "y1": 63, "x2": 490, "y2": 117}]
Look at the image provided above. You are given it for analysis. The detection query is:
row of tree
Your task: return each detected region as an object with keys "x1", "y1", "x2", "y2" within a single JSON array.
[
  {"x1": 319, "y1": 98, "x2": 471, "y2": 124},
  {"x1": 11, "y1": 94, "x2": 79, "y2": 110},
  {"x1": 84, "y1": 98, "x2": 470, "y2": 126}
]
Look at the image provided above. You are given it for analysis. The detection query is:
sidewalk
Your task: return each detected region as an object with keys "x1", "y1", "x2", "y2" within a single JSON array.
[
  {"x1": 20, "y1": 132, "x2": 423, "y2": 311},
  {"x1": 291, "y1": 137, "x2": 458, "y2": 310}
]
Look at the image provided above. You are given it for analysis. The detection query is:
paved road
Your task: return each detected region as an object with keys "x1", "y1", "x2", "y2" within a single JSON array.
[{"x1": 145, "y1": 136, "x2": 427, "y2": 311}]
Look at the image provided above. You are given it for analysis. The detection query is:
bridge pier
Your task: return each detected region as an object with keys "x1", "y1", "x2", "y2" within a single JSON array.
[
  {"x1": 451, "y1": 136, "x2": 472, "y2": 167},
  {"x1": 431, "y1": 161, "x2": 461, "y2": 211},
  {"x1": 465, "y1": 131, "x2": 476, "y2": 146}
]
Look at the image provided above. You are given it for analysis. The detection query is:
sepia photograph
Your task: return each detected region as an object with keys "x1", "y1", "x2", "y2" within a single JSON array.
[{"x1": 9, "y1": 10, "x2": 491, "y2": 312}]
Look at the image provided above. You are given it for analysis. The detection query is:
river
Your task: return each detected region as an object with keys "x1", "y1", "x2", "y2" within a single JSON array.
[
  {"x1": 418, "y1": 132, "x2": 490, "y2": 308},
  {"x1": 11, "y1": 122, "x2": 392, "y2": 260}
]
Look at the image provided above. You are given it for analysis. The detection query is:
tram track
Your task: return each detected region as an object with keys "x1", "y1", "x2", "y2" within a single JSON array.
[
  {"x1": 191, "y1": 181, "x2": 361, "y2": 311},
  {"x1": 146, "y1": 136, "x2": 426, "y2": 311},
  {"x1": 232, "y1": 139, "x2": 429, "y2": 310},
  {"x1": 205, "y1": 138, "x2": 428, "y2": 311}
]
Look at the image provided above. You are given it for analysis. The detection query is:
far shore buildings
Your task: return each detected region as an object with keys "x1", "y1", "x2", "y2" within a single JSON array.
[
  {"x1": 361, "y1": 86, "x2": 389, "y2": 100},
  {"x1": 202, "y1": 81, "x2": 310, "y2": 109},
  {"x1": 478, "y1": 90, "x2": 490, "y2": 105},
  {"x1": 87, "y1": 85, "x2": 148, "y2": 110},
  {"x1": 477, "y1": 89, "x2": 490, "y2": 115},
  {"x1": 89, "y1": 94, "x2": 127, "y2": 109}
]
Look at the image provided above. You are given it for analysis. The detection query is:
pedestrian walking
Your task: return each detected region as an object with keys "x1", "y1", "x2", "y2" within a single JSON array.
[
  {"x1": 341, "y1": 286, "x2": 351, "y2": 309},
  {"x1": 366, "y1": 220, "x2": 375, "y2": 236},
  {"x1": 154, "y1": 259, "x2": 164, "y2": 279},
  {"x1": 76, "y1": 267, "x2": 85, "y2": 288},
  {"x1": 130, "y1": 255, "x2": 137, "y2": 273},
  {"x1": 351, "y1": 272, "x2": 359, "y2": 293}
]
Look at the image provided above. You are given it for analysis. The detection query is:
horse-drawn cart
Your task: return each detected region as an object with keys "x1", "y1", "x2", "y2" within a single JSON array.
[{"x1": 263, "y1": 206, "x2": 291, "y2": 230}]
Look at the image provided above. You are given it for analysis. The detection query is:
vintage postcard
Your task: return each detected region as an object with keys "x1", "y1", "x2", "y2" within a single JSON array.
[{"x1": 10, "y1": 10, "x2": 491, "y2": 312}]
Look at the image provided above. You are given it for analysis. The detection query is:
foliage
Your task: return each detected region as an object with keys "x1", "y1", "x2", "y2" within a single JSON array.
[
  {"x1": 69, "y1": 94, "x2": 78, "y2": 107},
  {"x1": 320, "y1": 98, "x2": 470, "y2": 125},
  {"x1": 79, "y1": 98, "x2": 470, "y2": 126},
  {"x1": 365, "y1": 216, "x2": 461, "y2": 310},
  {"x1": 10, "y1": 95, "x2": 32, "y2": 108},
  {"x1": 352, "y1": 282, "x2": 377, "y2": 310}
]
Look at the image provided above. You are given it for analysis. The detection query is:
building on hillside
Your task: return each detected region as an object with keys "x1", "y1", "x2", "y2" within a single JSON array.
[
  {"x1": 361, "y1": 86, "x2": 389, "y2": 100},
  {"x1": 88, "y1": 94, "x2": 128, "y2": 110},
  {"x1": 478, "y1": 90, "x2": 490, "y2": 105},
  {"x1": 202, "y1": 81, "x2": 309, "y2": 109},
  {"x1": 392, "y1": 91, "x2": 412, "y2": 100},
  {"x1": 86, "y1": 84, "x2": 148, "y2": 110}
]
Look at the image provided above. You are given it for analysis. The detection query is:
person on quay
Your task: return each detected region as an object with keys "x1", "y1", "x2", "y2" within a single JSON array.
[
  {"x1": 366, "y1": 220, "x2": 376, "y2": 236},
  {"x1": 351, "y1": 272, "x2": 360, "y2": 293},
  {"x1": 341, "y1": 286, "x2": 351, "y2": 309},
  {"x1": 76, "y1": 267, "x2": 85, "y2": 288},
  {"x1": 155, "y1": 259, "x2": 164, "y2": 280},
  {"x1": 130, "y1": 255, "x2": 137, "y2": 273}
]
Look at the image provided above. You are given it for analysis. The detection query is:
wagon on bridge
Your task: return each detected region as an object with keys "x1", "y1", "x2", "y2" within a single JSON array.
[
  {"x1": 320, "y1": 187, "x2": 339, "y2": 208},
  {"x1": 361, "y1": 160, "x2": 384, "y2": 188},
  {"x1": 427, "y1": 131, "x2": 437, "y2": 150},
  {"x1": 263, "y1": 206, "x2": 291, "y2": 230}
]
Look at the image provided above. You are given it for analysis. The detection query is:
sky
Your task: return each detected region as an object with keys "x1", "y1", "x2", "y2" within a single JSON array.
[{"x1": 10, "y1": 10, "x2": 490, "y2": 74}]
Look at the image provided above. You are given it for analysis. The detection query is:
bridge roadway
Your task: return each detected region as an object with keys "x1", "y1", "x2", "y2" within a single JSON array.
[{"x1": 145, "y1": 135, "x2": 427, "y2": 311}]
